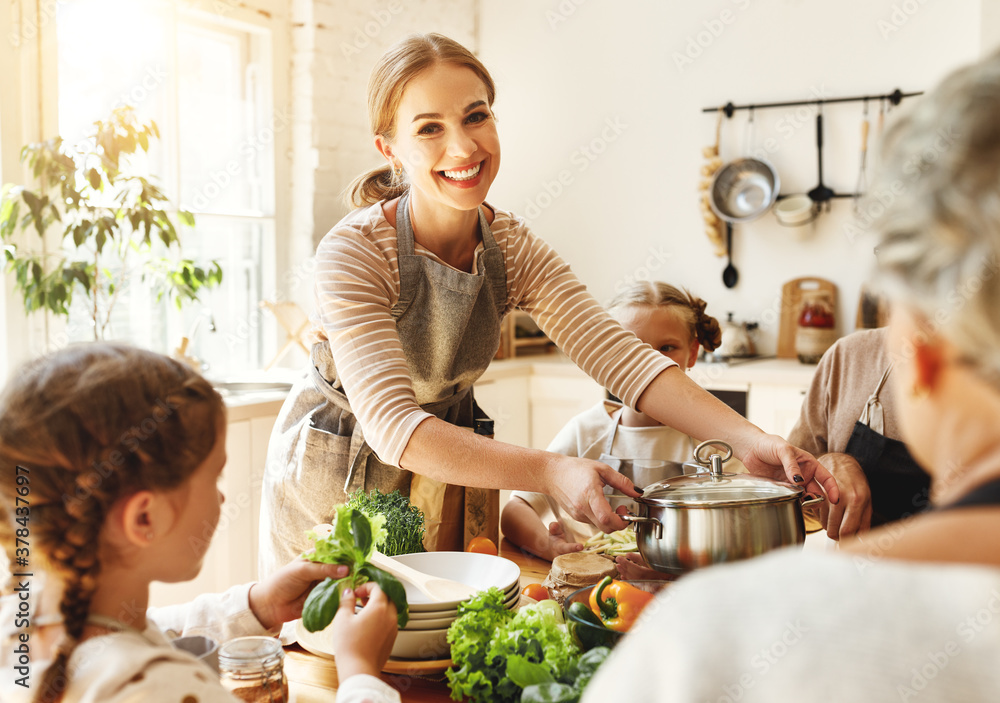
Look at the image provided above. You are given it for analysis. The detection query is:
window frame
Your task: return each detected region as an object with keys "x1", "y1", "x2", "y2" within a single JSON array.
[{"x1": 1, "y1": 0, "x2": 294, "y2": 381}]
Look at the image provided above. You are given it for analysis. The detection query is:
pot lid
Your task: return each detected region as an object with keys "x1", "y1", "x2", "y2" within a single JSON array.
[
  {"x1": 639, "y1": 472, "x2": 801, "y2": 505},
  {"x1": 640, "y1": 438, "x2": 802, "y2": 505}
]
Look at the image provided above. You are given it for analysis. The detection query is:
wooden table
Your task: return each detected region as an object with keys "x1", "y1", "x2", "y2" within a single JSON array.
[{"x1": 285, "y1": 539, "x2": 551, "y2": 702}]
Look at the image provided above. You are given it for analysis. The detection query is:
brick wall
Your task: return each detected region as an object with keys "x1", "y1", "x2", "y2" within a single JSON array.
[{"x1": 290, "y1": 0, "x2": 478, "y2": 249}]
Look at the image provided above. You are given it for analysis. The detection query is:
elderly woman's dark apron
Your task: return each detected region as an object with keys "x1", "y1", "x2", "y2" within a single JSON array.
[
  {"x1": 845, "y1": 363, "x2": 931, "y2": 525},
  {"x1": 258, "y1": 193, "x2": 505, "y2": 577}
]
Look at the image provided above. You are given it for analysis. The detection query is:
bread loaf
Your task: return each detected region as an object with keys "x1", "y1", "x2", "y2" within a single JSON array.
[{"x1": 542, "y1": 552, "x2": 618, "y2": 604}]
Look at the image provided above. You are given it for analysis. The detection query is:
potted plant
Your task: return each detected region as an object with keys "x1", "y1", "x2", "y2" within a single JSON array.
[{"x1": 0, "y1": 105, "x2": 222, "y2": 341}]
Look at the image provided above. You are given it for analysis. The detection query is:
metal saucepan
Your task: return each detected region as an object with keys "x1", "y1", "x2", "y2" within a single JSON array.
[
  {"x1": 605, "y1": 459, "x2": 694, "y2": 512},
  {"x1": 709, "y1": 158, "x2": 780, "y2": 224},
  {"x1": 621, "y1": 440, "x2": 824, "y2": 575}
]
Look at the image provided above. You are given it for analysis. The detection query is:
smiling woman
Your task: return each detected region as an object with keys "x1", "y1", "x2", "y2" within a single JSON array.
[{"x1": 258, "y1": 33, "x2": 837, "y2": 602}]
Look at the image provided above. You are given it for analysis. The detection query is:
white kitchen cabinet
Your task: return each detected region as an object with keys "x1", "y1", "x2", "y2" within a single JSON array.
[
  {"x1": 475, "y1": 356, "x2": 606, "y2": 451},
  {"x1": 690, "y1": 358, "x2": 816, "y2": 439},
  {"x1": 528, "y1": 372, "x2": 605, "y2": 450},
  {"x1": 473, "y1": 373, "x2": 531, "y2": 447},
  {"x1": 149, "y1": 396, "x2": 284, "y2": 608},
  {"x1": 747, "y1": 382, "x2": 809, "y2": 437}
]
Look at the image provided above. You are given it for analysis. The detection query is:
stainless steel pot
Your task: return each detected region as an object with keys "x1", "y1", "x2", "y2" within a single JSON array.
[
  {"x1": 605, "y1": 459, "x2": 690, "y2": 512},
  {"x1": 621, "y1": 440, "x2": 824, "y2": 575}
]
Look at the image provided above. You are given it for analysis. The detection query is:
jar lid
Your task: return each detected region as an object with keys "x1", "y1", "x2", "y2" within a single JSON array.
[
  {"x1": 639, "y1": 472, "x2": 802, "y2": 506},
  {"x1": 218, "y1": 636, "x2": 283, "y2": 670}
]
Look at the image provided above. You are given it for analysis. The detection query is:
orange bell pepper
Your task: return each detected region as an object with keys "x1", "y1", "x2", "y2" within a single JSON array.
[{"x1": 588, "y1": 576, "x2": 655, "y2": 632}]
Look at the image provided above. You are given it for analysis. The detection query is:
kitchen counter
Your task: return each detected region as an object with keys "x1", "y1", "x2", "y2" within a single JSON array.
[
  {"x1": 482, "y1": 352, "x2": 818, "y2": 390},
  {"x1": 478, "y1": 353, "x2": 819, "y2": 440}
]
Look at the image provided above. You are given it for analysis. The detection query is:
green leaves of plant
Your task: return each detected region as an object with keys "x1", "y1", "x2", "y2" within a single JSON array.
[
  {"x1": 358, "y1": 564, "x2": 409, "y2": 628},
  {"x1": 352, "y1": 509, "x2": 373, "y2": 557},
  {"x1": 0, "y1": 105, "x2": 222, "y2": 336},
  {"x1": 301, "y1": 506, "x2": 408, "y2": 632},
  {"x1": 301, "y1": 578, "x2": 344, "y2": 633}
]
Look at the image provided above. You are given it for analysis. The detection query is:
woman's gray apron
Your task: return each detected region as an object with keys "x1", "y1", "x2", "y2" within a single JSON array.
[
  {"x1": 844, "y1": 363, "x2": 930, "y2": 525},
  {"x1": 258, "y1": 193, "x2": 506, "y2": 577}
]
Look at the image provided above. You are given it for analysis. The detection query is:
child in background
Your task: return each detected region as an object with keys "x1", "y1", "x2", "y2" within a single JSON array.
[
  {"x1": 0, "y1": 343, "x2": 398, "y2": 703},
  {"x1": 500, "y1": 282, "x2": 722, "y2": 561}
]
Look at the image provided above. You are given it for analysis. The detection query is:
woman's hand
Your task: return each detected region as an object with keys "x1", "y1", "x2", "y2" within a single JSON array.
[
  {"x1": 545, "y1": 455, "x2": 641, "y2": 533},
  {"x1": 248, "y1": 560, "x2": 349, "y2": 631},
  {"x1": 813, "y1": 453, "x2": 872, "y2": 540},
  {"x1": 740, "y1": 434, "x2": 841, "y2": 506},
  {"x1": 331, "y1": 583, "x2": 399, "y2": 680}
]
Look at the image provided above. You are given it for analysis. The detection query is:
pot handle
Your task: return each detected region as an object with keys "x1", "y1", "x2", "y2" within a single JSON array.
[
  {"x1": 800, "y1": 494, "x2": 826, "y2": 508},
  {"x1": 620, "y1": 512, "x2": 663, "y2": 540}
]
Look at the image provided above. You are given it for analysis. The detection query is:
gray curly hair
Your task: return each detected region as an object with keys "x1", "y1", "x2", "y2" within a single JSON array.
[{"x1": 870, "y1": 49, "x2": 1000, "y2": 386}]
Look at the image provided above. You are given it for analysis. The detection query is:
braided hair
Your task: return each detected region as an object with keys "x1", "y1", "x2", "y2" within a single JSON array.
[
  {"x1": 606, "y1": 281, "x2": 722, "y2": 353},
  {"x1": 0, "y1": 343, "x2": 223, "y2": 702}
]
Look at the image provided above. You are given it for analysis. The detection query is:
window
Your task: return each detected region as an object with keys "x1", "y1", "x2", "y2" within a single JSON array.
[{"x1": 56, "y1": 0, "x2": 275, "y2": 374}]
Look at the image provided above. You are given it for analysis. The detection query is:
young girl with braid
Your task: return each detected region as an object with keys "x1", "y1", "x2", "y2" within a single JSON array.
[
  {"x1": 0, "y1": 343, "x2": 397, "y2": 703},
  {"x1": 501, "y1": 281, "x2": 723, "y2": 561}
]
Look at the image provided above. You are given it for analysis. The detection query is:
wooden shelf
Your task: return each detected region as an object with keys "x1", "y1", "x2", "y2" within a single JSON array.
[{"x1": 496, "y1": 312, "x2": 555, "y2": 359}]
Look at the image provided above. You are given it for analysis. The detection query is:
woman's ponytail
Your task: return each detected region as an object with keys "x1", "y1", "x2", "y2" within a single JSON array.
[{"x1": 344, "y1": 163, "x2": 409, "y2": 209}]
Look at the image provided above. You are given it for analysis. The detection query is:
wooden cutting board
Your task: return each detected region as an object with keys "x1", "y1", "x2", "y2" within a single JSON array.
[{"x1": 777, "y1": 277, "x2": 838, "y2": 359}]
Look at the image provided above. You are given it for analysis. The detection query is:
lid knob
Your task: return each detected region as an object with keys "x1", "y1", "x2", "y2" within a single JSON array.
[{"x1": 693, "y1": 440, "x2": 734, "y2": 478}]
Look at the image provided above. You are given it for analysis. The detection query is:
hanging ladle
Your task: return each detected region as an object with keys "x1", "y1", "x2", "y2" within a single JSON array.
[
  {"x1": 722, "y1": 222, "x2": 738, "y2": 288},
  {"x1": 807, "y1": 110, "x2": 836, "y2": 209}
]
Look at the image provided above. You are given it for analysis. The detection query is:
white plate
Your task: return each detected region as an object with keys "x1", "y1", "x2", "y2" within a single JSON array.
[
  {"x1": 294, "y1": 587, "x2": 520, "y2": 657},
  {"x1": 402, "y1": 579, "x2": 519, "y2": 618},
  {"x1": 389, "y1": 552, "x2": 520, "y2": 611},
  {"x1": 359, "y1": 584, "x2": 518, "y2": 626},
  {"x1": 392, "y1": 626, "x2": 452, "y2": 659},
  {"x1": 403, "y1": 590, "x2": 519, "y2": 630},
  {"x1": 295, "y1": 619, "x2": 451, "y2": 661}
]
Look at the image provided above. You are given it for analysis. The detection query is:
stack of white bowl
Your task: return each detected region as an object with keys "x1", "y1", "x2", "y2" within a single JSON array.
[{"x1": 296, "y1": 551, "x2": 521, "y2": 662}]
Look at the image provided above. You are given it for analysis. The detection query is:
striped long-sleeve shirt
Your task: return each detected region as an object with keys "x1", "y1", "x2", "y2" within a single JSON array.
[{"x1": 310, "y1": 200, "x2": 676, "y2": 466}]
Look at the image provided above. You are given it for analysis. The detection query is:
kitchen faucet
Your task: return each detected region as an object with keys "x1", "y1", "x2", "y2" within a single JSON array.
[{"x1": 173, "y1": 309, "x2": 216, "y2": 371}]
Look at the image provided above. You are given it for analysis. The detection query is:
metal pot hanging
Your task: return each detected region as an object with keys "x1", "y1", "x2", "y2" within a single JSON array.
[{"x1": 621, "y1": 440, "x2": 823, "y2": 575}]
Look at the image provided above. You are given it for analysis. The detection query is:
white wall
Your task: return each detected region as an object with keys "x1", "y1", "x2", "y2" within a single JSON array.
[
  {"x1": 292, "y1": 0, "x2": 479, "y2": 250},
  {"x1": 477, "y1": 0, "x2": 992, "y2": 354}
]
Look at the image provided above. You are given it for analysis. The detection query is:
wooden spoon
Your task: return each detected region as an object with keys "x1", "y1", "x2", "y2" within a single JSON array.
[{"x1": 368, "y1": 550, "x2": 477, "y2": 603}]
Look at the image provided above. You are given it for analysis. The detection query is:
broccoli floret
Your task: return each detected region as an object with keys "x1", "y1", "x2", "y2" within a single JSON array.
[{"x1": 344, "y1": 488, "x2": 426, "y2": 556}]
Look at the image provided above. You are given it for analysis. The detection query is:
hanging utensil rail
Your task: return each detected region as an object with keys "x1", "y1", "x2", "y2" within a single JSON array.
[{"x1": 701, "y1": 88, "x2": 923, "y2": 117}]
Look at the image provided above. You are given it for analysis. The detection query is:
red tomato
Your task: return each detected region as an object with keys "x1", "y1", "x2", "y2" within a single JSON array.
[{"x1": 521, "y1": 583, "x2": 550, "y2": 601}]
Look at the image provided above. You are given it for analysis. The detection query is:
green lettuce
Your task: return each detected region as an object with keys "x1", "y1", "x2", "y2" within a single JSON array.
[{"x1": 446, "y1": 588, "x2": 607, "y2": 703}]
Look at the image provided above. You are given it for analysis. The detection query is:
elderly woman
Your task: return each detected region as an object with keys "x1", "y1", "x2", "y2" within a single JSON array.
[{"x1": 581, "y1": 50, "x2": 1000, "y2": 701}]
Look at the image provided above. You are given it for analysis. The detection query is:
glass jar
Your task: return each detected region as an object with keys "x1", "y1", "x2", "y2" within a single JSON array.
[
  {"x1": 218, "y1": 636, "x2": 289, "y2": 703},
  {"x1": 794, "y1": 291, "x2": 837, "y2": 364}
]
